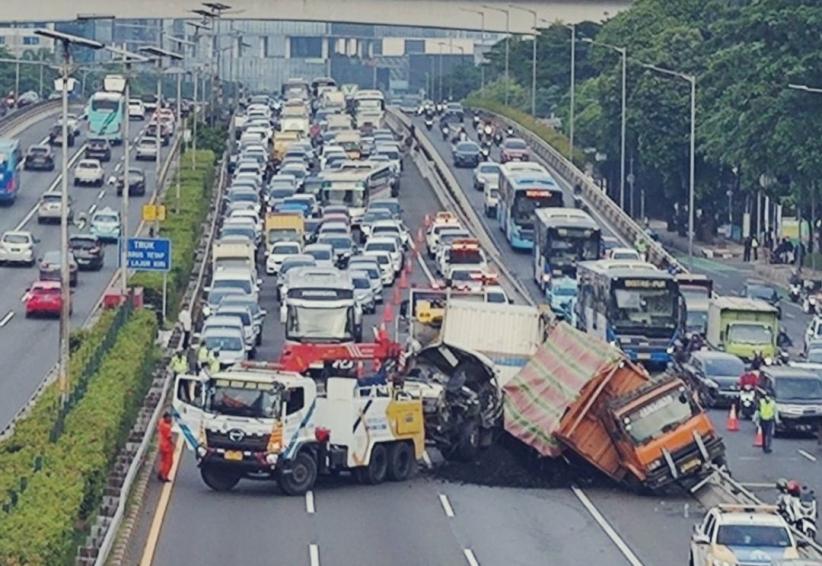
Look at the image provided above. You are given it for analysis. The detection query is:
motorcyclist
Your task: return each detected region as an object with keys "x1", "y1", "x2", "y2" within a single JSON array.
[{"x1": 739, "y1": 367, "x2": 760, "y2": 390}]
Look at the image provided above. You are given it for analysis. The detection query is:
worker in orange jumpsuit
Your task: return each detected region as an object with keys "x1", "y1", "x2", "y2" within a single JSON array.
[{"x1": 157, "y1": 411, "x2": 174, "y2": 482}]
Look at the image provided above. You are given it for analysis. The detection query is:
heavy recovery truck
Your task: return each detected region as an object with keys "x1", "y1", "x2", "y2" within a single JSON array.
[{"x1": 173, "y1": 366, "x2": 424, "y2": 493}]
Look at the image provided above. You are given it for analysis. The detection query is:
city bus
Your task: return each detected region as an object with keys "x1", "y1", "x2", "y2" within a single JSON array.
[
  {"x1": 282, "y1": 267, "x2": 362, "y2": 344},
  {"x1": 0, "y1": 138, "x2": 21, "y2": 203},
  {"x1": 87, "y1": 91, "x2": 124, "y2": 144},
  {"x1": 533, "y1": 208, "x2": 602, "y2": 292},
  {"x1": 319, "y1": 170, "x2": 369, "y2": 225},
  {"x1": 575, "y1": 259, "x2": 684, "y2": 366},
  {"x1": 676, "y1": 273, "x2": 714, "y2": 336},
  {"x1": 497, "y1": 163, "x2": 564, "y2": 250}
]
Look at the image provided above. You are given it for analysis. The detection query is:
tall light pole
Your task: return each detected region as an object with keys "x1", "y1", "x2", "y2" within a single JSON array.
[
  {"x1": 483, "y1": 5, "x2": 510, "y2": 105},
  {"x1": 459, "y1": 7, "x2": 486, "y2": 94},
  {"x1": 640, "y1": 61, "x2": 696, "y2": 267},
  {"x1": 34, "y1": 29, "x2": 103, "y2": 408},
  {"x1": 452, "y1": 45, "x2": 465, "y2": 100},
  {"x1": 510, "y1": 5, "x2": 538, "y2": 117},
  {"x1": 566, "y1": 23, "x2": 576, "y2": 161},
  {"x1": 584, "y1": 38, "x2": 627, "y2": 212},
  {"x1": 437, "y1": 41, "x2": 446, "y2": 102},
  {"x1": 104, "y1": 46, "x2": 150, "y2": 296}
]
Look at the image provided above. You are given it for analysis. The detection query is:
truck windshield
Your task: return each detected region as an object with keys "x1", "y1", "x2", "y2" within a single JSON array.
[
  {"x1": 611, "y1": 287, "x2": 676, "y2": 332},
  {"x1": 715, "y1": 525, "x2": 791, "y2": 548},
  {"x1": 775, "y1": 377, "x2": 822, "y2": 401},
  {"x1": 727, "y1": 323, "x2": 772, "y2": 345},
  {"x1": 622, "y1": 389, "x2": 695, "y2": 444},
  {"x1": 286, "y1": 305, "x2": 354, "y2": 342},
  {"x1": 209, "y1": 382, "x2": 282, "y2": 419},
  {"x1": 686, "y1": 310, "x2": 707, "y2": 333}
]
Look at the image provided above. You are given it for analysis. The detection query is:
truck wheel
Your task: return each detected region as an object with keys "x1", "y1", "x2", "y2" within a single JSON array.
[
  {"x1": 200, "y1": 465, "x2": 241, "y2": 492},
  {"x1": 387, "y1": 442, "x2": 415, "y2": 482},
  {"x1": 358, "y1": 443, "x2": 388, "y2": 485},
  {"x1": 455, "y1": 421, "x2": 480, "y2": 462},
  {"x1": 278, "y1": 451, "x2": 317, "y2": 496}
]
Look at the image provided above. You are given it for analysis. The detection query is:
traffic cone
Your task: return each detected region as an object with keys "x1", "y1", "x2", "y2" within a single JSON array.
[
  {"x1": 383, "y1": 302, "x2": 394, "y2": 323},
  {"x1": 726, "y1": 404, "x2": 740, "y2": 432},
  {"x1": 416, "y1": 227, "x2": 424, "y2": 245},
  {"x1": 399, "y1": 271, "x2": 409, "y2": 290},
  {"x1": 392, "y1": 285, "x2": 401, "y2": 305},
  {"x1": 753, "y1": 425, "x2": 764, "y2": 448}
]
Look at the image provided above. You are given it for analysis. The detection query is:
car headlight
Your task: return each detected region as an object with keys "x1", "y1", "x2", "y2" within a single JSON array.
[
  {"x1": 647, "y1": 459, "x2": 663, "y2": 471},
  {"x1": 542, "y1": 274, "x2": 551, "y2": 283}
]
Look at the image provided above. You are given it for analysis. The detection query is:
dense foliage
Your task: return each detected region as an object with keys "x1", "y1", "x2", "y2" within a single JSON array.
[{"x1": 460, "y1": 0, "x2": 822, "y2": 240}]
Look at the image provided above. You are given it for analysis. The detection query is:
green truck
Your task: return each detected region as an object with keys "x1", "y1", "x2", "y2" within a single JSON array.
[{"x1": 706, "y1": 297, "x2": 779, "y2": 361}]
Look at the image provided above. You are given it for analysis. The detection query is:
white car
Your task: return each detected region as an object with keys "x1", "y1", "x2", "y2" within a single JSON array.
[
  {"x1": 369, "y1": 219, "x2": 409, "y2": 248},
  {"x1": 58, "y1": 114, "x2": 82, "y2": 137},
  {"x1": 128, "y1": 99, "x2": 146, "y2": 120},
  {"x1": 473, "y1": 161, "x2": 501, "y2": 190},
  {"x1": 364, "y1": 250, "x2": 395, "y2": 286},
  {"x1": 89, "y1": 208, "x2": 121, "y2": 242},
  {"x1": 0, "y1": 230, "x2": 36, "y2": 266},
  {"x1": 426, "y1": 219, "x2": 462, "y2": 258},
  {"x1": 363, "y1": 236, "x2": 402, "y2": 274},
  {"x1": 73, "y1": 159, "x2": 105, "y2": 186},
  {"x1": 483, "y1": 178, "x2": 500, "y2": 218},
  {"x1": 135, "y1": 137, "x2": 158, "y2": 161},
  {"x1": 439, "y1": 240, "x2": 488, "y2": 281},
  {"x1": 266, "y1": 241, "x2": 302, "y2": 275},
  {"x1": 448, "y1": 266, "x2": 494, "y2": 291},
  {"x1": 303, "y1": 243, "x2": 335, "y2": 269},
  {"x1": 607, "y1": 247, "x2": 642, "y2": 261},
  {"x1": 804, "y1": 317, "x2": 822, "y2": 354}
]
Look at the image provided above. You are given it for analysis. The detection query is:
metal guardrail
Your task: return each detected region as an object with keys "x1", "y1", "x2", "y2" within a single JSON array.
[
  {"x1": 0, "y1": 100, "x2": 61, "y2": 136},
  {"x1": 385, "y1": 107, "x2": 534, "y2": 306},
  {"x1": 471, "y1": 108, "x2": 686, "y2": 273},
  {"x1": 91, "y1": 148, "x2": 228, "y2": 566}
]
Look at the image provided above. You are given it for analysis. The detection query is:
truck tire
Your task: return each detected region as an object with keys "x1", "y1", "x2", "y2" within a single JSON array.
[
  {"x1": 357, "y1": 443, "x2": 388, "y2": 485},
  {"x1": 387, "y1": 442, "x2": 415, "y2": 482},
  {"x1": 278, "y1": 451, "x2": 317, "y2": 496},
  {"x1": 200, "y1": 465, "x2": 241, "y2": 492},
  {"x1": 455, "y1": 420, "x2": 480, "y2": 462}
]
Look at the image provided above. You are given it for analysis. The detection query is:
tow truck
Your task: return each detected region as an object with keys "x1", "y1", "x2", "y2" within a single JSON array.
[{"x1": 173, "y1": 359, "x2": 423, "y2": 494}]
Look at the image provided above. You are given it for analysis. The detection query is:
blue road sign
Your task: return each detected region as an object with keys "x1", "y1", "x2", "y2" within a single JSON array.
[{"x1": 127, "y1": 237, "x2": 171, "y2": 272}]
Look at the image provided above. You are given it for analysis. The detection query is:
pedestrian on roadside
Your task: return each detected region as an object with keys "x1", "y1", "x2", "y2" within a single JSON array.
[
  {"x1": 743, "y1": 235, "x2": 752, "y2": 262},
  {"x1": 756, "y1": 390, "x2": 777, "y2": 454},
  {"x1": 178, "y1": 307, "x2": 192, "y2": 350},
  {"x1": 157, "y1": 412, "x2": 174, "y2": 482},
  {"x1": 751, "y1": 235, "x2": 759, "y2": 261}
]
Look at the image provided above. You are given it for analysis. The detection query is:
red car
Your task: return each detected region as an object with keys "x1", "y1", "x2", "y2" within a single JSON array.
[
  {"x1": 500, "y1": 137, "x2": 530, "y2": 163},
  {"x1": 25, "y1": 280, "x2": 69, "y2": 318}
]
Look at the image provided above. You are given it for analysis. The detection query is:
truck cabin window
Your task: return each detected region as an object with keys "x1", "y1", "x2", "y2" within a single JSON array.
[{"x1": 621, "y1": 388, "x2": 695, "y2": 444}]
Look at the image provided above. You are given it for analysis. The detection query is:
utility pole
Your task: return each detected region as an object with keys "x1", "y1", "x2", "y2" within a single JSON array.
[
  {"x1": 510, "y1": 5, "x2": 538, "y2": 117},
  {"x1": 459, "y1": 8, "x2": 486, "y2": 94}
]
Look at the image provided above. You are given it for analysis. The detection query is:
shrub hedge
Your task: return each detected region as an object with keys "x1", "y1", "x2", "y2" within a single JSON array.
[
  {"x1": 464, "y1": 96, "x2": 588, "y2": 167},
  {"x1": 130, "y1": 149, "x2": 216, "y2": 318},
  {"x1": 0, "y1": 310, "x2": 158, "y2": 565}
]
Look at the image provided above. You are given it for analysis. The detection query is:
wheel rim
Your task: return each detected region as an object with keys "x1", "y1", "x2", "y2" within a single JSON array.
[{"x1": 292, "y1": 462, "x2": 309, "y2": 485}]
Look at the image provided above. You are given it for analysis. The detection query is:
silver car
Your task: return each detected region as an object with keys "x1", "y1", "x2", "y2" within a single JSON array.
[
  {"x1": 135, "y1": 136, "x2": 158, "y2": 161},
  {"x1": 473, "y1": 162, "x2": 501, "y2": 191},
  {"x1": 349, "y1": 258, "x2": 384, "y2": 303},
  {"x1": 39, "y1": 250, "x2": 78, "y2": 286},
  {"x1": 0, "y1": 230, "x2": 36, "y2": 266},
  {"x1": 37, "y1": 193, "x2": 73, "y2": 224},
  {"x1": 351, "y1": 269, "x2": 376, "y2": 314}
]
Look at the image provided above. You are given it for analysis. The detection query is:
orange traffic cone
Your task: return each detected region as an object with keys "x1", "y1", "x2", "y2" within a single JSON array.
[
  {"x1": 753, "y1": 425, "x2": 764, "y2": 448},
  {"x1": 727, "y1": 404, "x2": 740, "y2": 432}
]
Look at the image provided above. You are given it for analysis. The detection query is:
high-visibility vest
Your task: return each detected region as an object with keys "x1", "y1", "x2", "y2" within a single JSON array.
[
  {"x1": 171, "y1": 355, "x2": 187, "y2": 374},
  {"x1": 208, "y1": 355, "x2": 221, "y2": 373},
  {"x1": 759, "y1": 398, "x2": 776, "y2": 421},
  {"x1": 197, "y1": 346, "x2": 209, "y2": 364}
]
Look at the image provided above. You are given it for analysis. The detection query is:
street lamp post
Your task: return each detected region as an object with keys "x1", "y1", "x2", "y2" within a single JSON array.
[
  {"x1": 437, "y1": 41, "x2": 446, "y2": 102},
  {"x1": 567, "y1": 23, "x2": 576, "y2": 161},
  {"x1": 584, "y1": 38, "x2": 627, "y2": 212},
  {"x1": 34, "y1": 29, "x2": 103, "y2": 408},
  {"x1": 640, "y1": 61, "x2": 697, "y2": 267},
  {"x1": 510, "y1": 5, "x2": 538, "y2": 117},
  {"x1": 451, "y1": 46, "x2": 465, "y2": 100},
  {"x1": 483, "y1": 5, "x2": 510, "y2": 105},
  {"x1": 459, "y1": 8, "x2": 486, "y2": 93}
]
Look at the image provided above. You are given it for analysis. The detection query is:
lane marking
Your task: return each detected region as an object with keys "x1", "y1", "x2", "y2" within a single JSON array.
[
  {"x1": 308, "y1": 544, "x2": 320, "y2": 566},
  {"x1": 139, "y1": 437, "x2": 184, "y2": 566},
  {"x1": 571, "y1": 485, "x2": 644, "y2": 566},
  {"x1": 97, "y1": 189, "x2": 106, "y2": 200},
  {"x1": 0, "y1": 311, "x2": 14, "y2": 327},
  {"x1": 438, "y1": 493, "x2": 455, "y2": 518},
  {"x1": 798, "y1": 449, "x2": 817, "y2": 462},
  {"x1": 20, "y1": 291, "x2": 28, "y2": 303},
  {"x1": 88, "y1": 204, "x2": 97, "y2": 216},
  {"x1": 741, "y1": 482, "x2": 779, "y2": 489},
  {"x1": 305, "y1": 490, "x2": 315, "y2": 514},
  {"x1": 463, "y1": 548, "x2": 480, "y2": 566},
  {"x1": 784, "y1": 312, "x2": 796, "y2": 320}
]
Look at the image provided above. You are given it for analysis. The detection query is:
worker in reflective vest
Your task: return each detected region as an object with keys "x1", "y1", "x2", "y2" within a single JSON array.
[
  {"x1": 757, "y1": 392, "x2": 777, "y2": 454},
  {"x1": 157, "y1": 412, "x2": 174, "y2": 482},
  {"x1": 170, "y1": 350, "x2": 187, "y2": 376},
  {"x1": 197, "y1": 343, "x2": 209, "y2": 371}
]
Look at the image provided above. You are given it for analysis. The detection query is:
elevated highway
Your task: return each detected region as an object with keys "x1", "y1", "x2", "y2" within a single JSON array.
[{"x1": 4, "y1": 1, "x2": 630, "y2": 32}]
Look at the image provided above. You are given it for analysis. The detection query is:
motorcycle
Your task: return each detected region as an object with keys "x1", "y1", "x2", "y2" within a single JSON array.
[
  {"x1": 789, "y1": 282, "x2": 801, "y2": 303},
  {"x1": 441, "y1": 124, "x2": 450, "y2": 140},
  {"x1": 506, "y1": 126, "x2": 514, "y2": 137},
  {"x1": 738, "y1": 384, "x2": 757, "y2": 420},
  {"x1": 480, "y1": 146, "x2": 490, "y2": 161},
  {"x1": 777, "y1": 479, "x2": 818, "y2": 540},
  {"x1": 424, "y1": 118, "x2": 433, "y2": 131},
  {"x1": 493, "y1": 132, "x2": 503, "y2": 146},
  {"x1": 472, "y1": 115, "x2": 480, "y2": 129}
]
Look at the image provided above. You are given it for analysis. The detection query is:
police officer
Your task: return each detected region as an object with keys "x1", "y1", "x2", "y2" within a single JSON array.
[
  {"x1": 757, "y1": 390, "x2": 777, "y2": 454},
  {"x1": 197, "y1": 342, "x2": 209, "y2": 371},
  {"x1": 208, "y1": 348, "x2": 221, "y2": 374},
  {"x1": 634, "y1": 235, "x2": 649, "y2": 261},
  {"x1": 170, "y1": 349, "x2": 187, "y2": 377}
]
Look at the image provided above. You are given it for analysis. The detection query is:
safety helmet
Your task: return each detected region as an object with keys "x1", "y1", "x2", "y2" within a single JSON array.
[
  {"x1": 776, "y1": 478, "x2": 788, "y2": 492},
  {"x1": 787, "y1": 480, "x2": 801, "y2": 496}
]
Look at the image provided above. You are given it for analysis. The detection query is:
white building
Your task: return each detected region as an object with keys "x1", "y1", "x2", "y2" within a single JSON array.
[{"x1": 0, "y1": 24, "x2": 55, "y2": 57}]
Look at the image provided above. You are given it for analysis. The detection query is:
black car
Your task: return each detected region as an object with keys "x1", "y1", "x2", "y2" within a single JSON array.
[
  {"x1": 759, "y1": 366, "x2": 822, "y2": 434},
  {"x1": 24, "y1": 144, "x2": 55, "y2": 171},
  {"x1": 69, "y1": 234, "x2": 105, "y2": 271},
  {"x1": 116, "y1": 167, "x2": 147, "y2": 196},
  {"x1": 452, "y1": 141, "x2": 481, "y2": 168},
  {"x1": 47, "y1": 123, "x2": 75, "y2": 147},
  {"x1": 85, "y1": 138, "x2": 111, "y2": 162},
  {"x1": 681, "y1": 351, "x2": 745, "y2": 408},
  {"x1": 743, "y1": 279, "x2": 781, "y2": 317}
]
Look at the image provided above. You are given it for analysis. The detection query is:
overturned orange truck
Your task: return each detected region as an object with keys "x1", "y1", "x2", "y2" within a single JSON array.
[{"x1": 503, "y1": 322, "x2": 725, "y2": 491}]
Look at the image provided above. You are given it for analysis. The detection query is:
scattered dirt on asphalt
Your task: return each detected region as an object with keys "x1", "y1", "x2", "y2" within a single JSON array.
[{"x1": 428, "y1": 433, "x2": 613, "y2": 490}]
